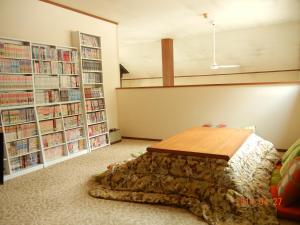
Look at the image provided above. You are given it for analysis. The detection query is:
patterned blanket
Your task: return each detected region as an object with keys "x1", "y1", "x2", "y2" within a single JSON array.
[{"x1": 90, "y1": 134, "x2": 280, "y2": 225}]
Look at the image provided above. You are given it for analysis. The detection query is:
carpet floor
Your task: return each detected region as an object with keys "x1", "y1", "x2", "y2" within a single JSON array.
[{"x1": 0, "y1": 140, "x2": 298, "y2": 225}]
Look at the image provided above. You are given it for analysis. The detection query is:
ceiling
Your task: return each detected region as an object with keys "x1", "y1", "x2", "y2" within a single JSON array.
[{"x1": 49, "y1": 0, "x2": 300, "y2": 46}]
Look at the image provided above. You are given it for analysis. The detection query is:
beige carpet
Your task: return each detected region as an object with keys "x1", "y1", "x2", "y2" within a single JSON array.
[{"x1": 0, "y1": 140, "x2": 298, "y2": 225}]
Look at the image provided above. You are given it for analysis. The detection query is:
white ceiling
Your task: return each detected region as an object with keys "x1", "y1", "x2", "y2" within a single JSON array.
[{"x1": 50, "y1": 0, "x2": 300, "y2": 45}]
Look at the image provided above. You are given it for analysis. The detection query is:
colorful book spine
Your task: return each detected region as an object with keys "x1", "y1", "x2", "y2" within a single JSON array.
[
  {"x1": 0, "y1": 75, "x2": 32, "y2": 89},
  {"x1": 60, "y1": 76, "x2": 80, "y2": 88},
  {"x1": 64, "y1": 115, "x2": 82, "y2": 129},
  {"x1": 90, "y1": 134, "x2": 108, "y2": 148},
  {"x1": 0, "y1": 92, "x2": 33, "y2": 106},
  {"x1": 35, "y1": 90, "x2": 60, "y2": 104},
  {"x1": 60, "y1": 89, "x2": 80, "y2": 101},
  {"x1": 37, "y1": 105, "x2": 61, "y2": 120},
  {"x1": 82, "y1": 60, "x2": 101, "y2": 71},
  {"x1": 32, "y1": 46, "x2": 57, "y2": 60},
  {"x1": 44, "y1": 145, "x2": 64, "y2": 161},
  {"x1": 57, "y1": 49, "x2": 78, "y2": 62},
  {"x1": 35, "y1": 76, "x2": 59, "y2": 89},
  {"x1": 57, "y1": 62, "x2": 77, "y2": 74},
  {"x1": 39, "y1": 118, "x2": 63, "y2": 134},
  {"x1": 0, "y1": 59, "x2": 31, "y2": 73},
  {"x1": 68, "y1": 139, "x2": 85, "y2": 153},
  {"x1": 65, "y1": 127, "x2": 83, "y2": 141},
  {"x1": 87, "y1": 111, "x2": 106, "y2": 124},
  {"x1": 42, "y1": 132, "x2": 64, "y2": 148},
  {"x1": 81, "y1": 47, "x2": 101, "y2": 59},
  {"x1": 5, "y1": 123, "x2": 37, "y2": 142},
  {"x1": 88, "y1": 123, "x2": 107, "y2": 137},
  {"x1": 0, "y1": 42, "x2": 30, "y2": 59},
  {"x1": 10, "y1": 152, "x2": 40, "y2": 172},
  {"x1": 83, "y1": 72, "x2": 102, "y2": 84},
  {"x1": 80, "y1": 34, "x2": 100, "y2": 47},
  {"x1": 1, "y1": 108, "x2": 35, "y2": 125},
  {"x1": 84, "y1": 87, "x2": 103, "y2": 98},
  {"x1": 61, "y1": 103, "x2": 81, "y2": 116},
  {"x1": 85, "y1": 99, "x2": 105, "y2": 112},
  {"x1": 6, "y1": 137, "x2": 39, "y2": 157}
]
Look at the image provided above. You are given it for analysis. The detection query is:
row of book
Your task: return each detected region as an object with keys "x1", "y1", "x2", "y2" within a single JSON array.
[
  {"x1": 90, "y1": 134, "x2": 108, "y2": 149},
  {"x1": 32, "y1": 46, "x2": 57, "y2": 60},
  {"x1": 33, "y1": 61, "x2": 52, "y2": 74},
  {"x1": 65, "y1": 127, "x2": 83, "y2": 141},
  {"x1": 0, "y1": 42, "x2": 31, "y2": 59},
  {"x1": 83, "y1": 72, "x2": 102, "y2": 84},
  {"x1": 42, "y1": 132, "x2": 64, "y2": 148},
  {"x1": 87, "y1": 111, "x2": 106, "y2": 124},
  {"x1": 68, "y1": 139, "x2": 85, "y2": 153},
  {"x1": 84, "y1": 87, "x2": 103, "y2": 99},
  {"x1": 1, "y1": 108, "x2": 35, "y2": 125},
  {"x1": 64, "y1": 115, "x2": 82, "y2": 129},
  {"x1": 44, "y1": 145, "x2": 64, "y2": 161},
  {"x1": 0, "y1": 75, "x2": 33, "y2": 90},
  {"x1": 6, "y1": 137, "x2": 39, "y2": 157},
  {"x1": 40, "y1": 118, "x2": 63, "y2": 134},
  {"x1": 80, "y1": 34, "x2": 100, "y2": 48},
  {"x1": 37, "y1": 105, "x2": 61, "y2": 120},
  {"x1": 61, "y1": 102, "x2": 81, "y2": 116},
  {"x1": 0, "y1": 59, "x2": 32, "y2": 73},
  {"x1": 35, "y1": 90, "x2": 60, "y2": 104},
  {"x1": 33, "y1": 61, "x2": 78, "y2": 74},
  {"x1": 0, "y1": 92, "x2": 33, "y2": 106},
  {"x1": 57, "y1": 62, "x2": 78, "y2": 74},
  {"x1": 10, "y1": 152, "x2": 40, "y2": 172},
  {"x1": 60, "y1": 89, "x2": 81, "y2": 102},
  {"x1": 81, "y1": 47, "x2": 100, "y2": 59},
  {"x1": 60, "y1": 76, "x2": 80, "y2": 88},
  {"x1": 85, "y1": 99, "x2": 105, "y2": 112},
  {"x1": 82, "y1": 60, "x2": 102, "y2": 71},
  {"x1": 57, "y1": 49, "x2": 78, "y2": 62},
  {"x1": 5, "y1": 123, "x2": 38, "y2": 142},
  {"x1": 35, "y1": 76, "x2": 59, "y2": 89},
  {"x1": 88, "y1": 123, "x2": 107, "y2": 137}
]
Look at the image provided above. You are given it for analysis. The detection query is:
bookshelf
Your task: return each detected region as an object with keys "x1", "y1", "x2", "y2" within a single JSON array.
[
  {"x1": 0, "y1": 37, "x2": 91, "y2": 180},
  {"x1": 32, "y1": 43, "x2": 88, "y2": 165},
  {"x1": 72, "y1": 32, "x2": 110, "y2": 150}
]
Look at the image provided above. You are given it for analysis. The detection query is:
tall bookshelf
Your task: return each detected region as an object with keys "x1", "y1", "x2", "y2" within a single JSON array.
[
  {"x1": 0, "y1": 37, "x2": 90, "y2": 180},
  {"x1": 72, "y1": 32, "x2": 110, "y2": 150},
  {"x1": 0, "y1": 37, "x2": 43, "y2": 178},
  {"x1": 32, "y1": 43, "x2": 88, "y2": 166}
]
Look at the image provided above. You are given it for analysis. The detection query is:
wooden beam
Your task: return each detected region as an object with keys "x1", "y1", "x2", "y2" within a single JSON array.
[
  {"x1": 161, "y1": 39, "x2": 174, "y2": 86},
  {"x1": 39, "y1": 0, "x2": 118, "y2": 25}
]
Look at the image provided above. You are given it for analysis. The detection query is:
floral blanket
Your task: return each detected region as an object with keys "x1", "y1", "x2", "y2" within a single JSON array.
[{"x1": 90, "y1": 134, "x2": 280, "y2": 225}]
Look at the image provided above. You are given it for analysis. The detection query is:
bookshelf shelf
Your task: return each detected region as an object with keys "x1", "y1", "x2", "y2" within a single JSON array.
[
  {"x1": 72, "y1": 31, "x2": 110, "y2": 150},
  {"x1": 81, "y1": 58, "x2": 101, "y2": 61},
  {"x1": 81, "y1": 45, "x2": 101, "y2": 50},
  {"x1": 41, "y1": 130, "x2": 64, "y2": 136},
  {"x1": 5, "y1": 134, "x2": 39, "y2": 143},
  {"x1": 1, "y1": 35, "x2": 108, "y2": 181},
  {"x1": 88, "y1": 121, "x2": 106, "y2": 126},
  {"x1": 89, "y1": 132, "x2": 108, "y2": 139},
  {"x1": 9, "y1": 149, "x2": 41, "y2": 159},
  {"x1": 43, "y1": 142, "x2": 65, "y2": 150},
  {"x1": 3, "y1": 120, "x2": 36, "y2": 127}
]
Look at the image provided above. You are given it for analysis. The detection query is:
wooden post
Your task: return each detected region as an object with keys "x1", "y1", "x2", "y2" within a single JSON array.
[{"x1": 161, "y1": 38, "x2": 174, "y2": 87}]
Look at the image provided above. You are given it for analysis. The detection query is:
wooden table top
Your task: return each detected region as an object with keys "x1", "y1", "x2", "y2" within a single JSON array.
[{"x1": 147, "y1": 127, "x2": 252, "y2": 160}]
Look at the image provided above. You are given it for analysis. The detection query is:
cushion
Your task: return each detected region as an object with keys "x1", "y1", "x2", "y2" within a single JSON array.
[
  {"x1": 282, "y1": 138, "x2": 300, "y2": 162},
  {"x1": 270, "y1": 165, "x2": 281, "y2": 185},
  {"x1": 270, "y1": 185, "x2": 300, "y2": 221},
  {"x1": 280, "y1": 146, "x2": 300, "y2": 177},
  {"x1": 278, "y1": 157, "x2": 300, "y2": 206}
]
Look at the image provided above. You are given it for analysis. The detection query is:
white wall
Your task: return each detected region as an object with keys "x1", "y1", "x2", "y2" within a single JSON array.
[
  {"x1": 0, "y1": 0, "x2": 120, "y2": 128},
  {"x1": 117, "y1": 83, "x2": 300, "y2": 149},
  {"x1": 121, "y1": 22, "x2": 300, "y2": 86}
]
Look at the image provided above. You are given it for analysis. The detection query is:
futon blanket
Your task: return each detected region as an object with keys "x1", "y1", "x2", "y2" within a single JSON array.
[{"x1": 90, "y1": 134, "x2": 280, "y2": 225}]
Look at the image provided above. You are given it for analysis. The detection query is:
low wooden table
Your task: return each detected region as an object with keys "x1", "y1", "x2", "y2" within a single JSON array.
[{"x1": 147, "y1": 127, "x2": 252, "y2": 160}]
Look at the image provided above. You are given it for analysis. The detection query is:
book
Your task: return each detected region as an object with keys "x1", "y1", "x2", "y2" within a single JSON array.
[
  {"x1": 90, "y1": 134, "x2": 108, "y2": 148},
  {"x1": 80, "y1": 34, "x2": 100, "y2": 47},
  {"x1": 0, "y1": 75, "x2": 32, "y2": 89},
  {"x1": 88, "y1": 123, "x2": 107, "y2": 137},
  {"x1": 6, "y1": 137, "x2": 39, "y2": 157},
  {"x1": 85, "y1": 99, "x2": 105, "y2": 112},
  {"x1": 1, "y1": 108, "x2": 35, "y2": 125},
  {"x1": 65, "y1": 127, "x2": 83, "y2": 142},
  {"x1": 60, "y1": 76, "x2": 79, "y2": 88},
  {"x1": 87, "y1": 111, "x2": 106, "y2": 124},
  {"x1": 60, "y1": 89, "x2": 80, "y2": 102},
  {"x1": 35, "y1": 76, "x2": 59, "y2": 89},
  {"x1": 10, "y1": 152, "x2": 40, "y2": 172},
  {"x1": 39, "y1": 118, "x2": 63, "y2": 134},
  {"x1": 81, "y1": 47, "x2": 101, "y2": 59},
  {"x1": 83, "y1": 72, "x2": 102, "y2": 84},
  {"x1": 42, "y1": 132, "x2": 64, "y2": 148},
  {"x1": 61, "y1": 103, "x2": 81, "y2": 116},
  {"x1": 68, "y1": 139, "x2": 85, "y2": 153},
  {"x1": 5, "y1": 123, "x2": 37, "y2": 142},
  {"x1": 37, "y1": 105, "x2": 61, "y2": 120},
  {"x1": 0, "y1": 42, "x2": 30, "y2": 59},
  {"x1": 0, "y1": 92, "x2": 33, "y2": 106},
  {"x1": 82, "y1": 60, "x2": 101, "y2": 71},
  {"x1": 0, "y1": 59, "x2": 31, "y2": 73},
  {"x1": 84, "y1": 87, "x2": 103, "y2": 98},
  {"x1": 32, "y1": 45, "x2": 57, "y2": 60},
  {"x1": 35, "y1": 90, "x2": 59, "y2": 104},
  {"x1": 57, "y1": 49, "x2": 78, "y2": 62},
  {"x1": 64, "y1": 115, "x2": 82, "y2": 129}
]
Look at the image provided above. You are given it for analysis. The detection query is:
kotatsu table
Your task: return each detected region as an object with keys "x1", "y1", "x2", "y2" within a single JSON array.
[{"x1": 147, "y1": 127, "x2": 252, "y2": 160}]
